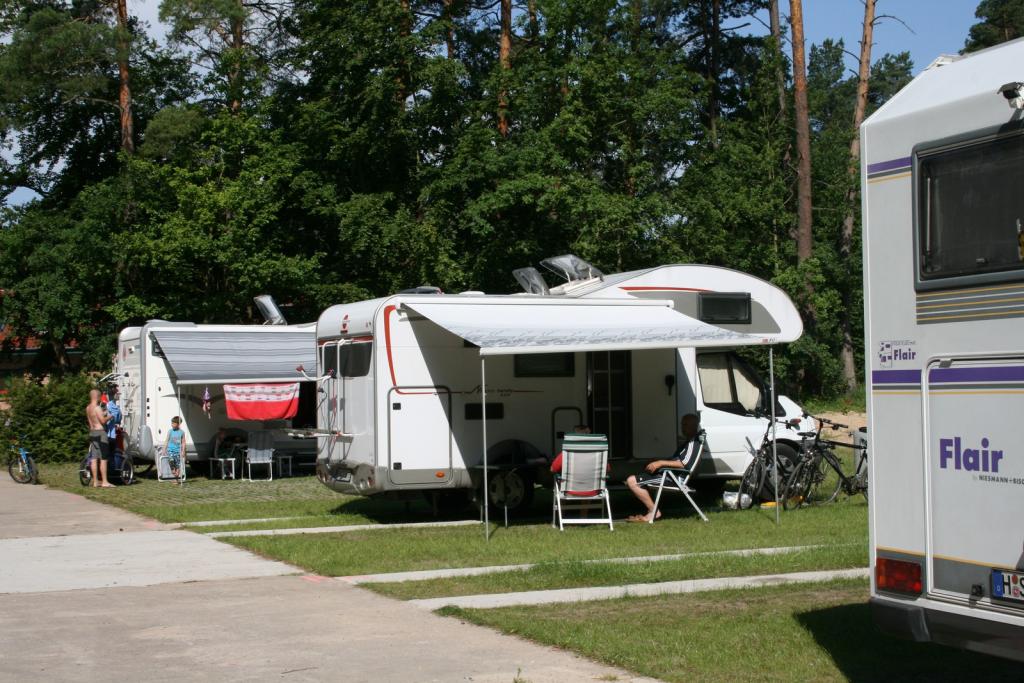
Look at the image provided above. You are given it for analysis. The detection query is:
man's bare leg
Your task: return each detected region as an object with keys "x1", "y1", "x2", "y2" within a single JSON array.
[
  {"x1": 90, "y1": 457, "x2": 99, "y2": 487},
  {"x1": 99, "y1": 459, "x2": 113, "y2": 487},
  {"x1": 626, "y1": 475, "x2": 661, "y2": 522}
]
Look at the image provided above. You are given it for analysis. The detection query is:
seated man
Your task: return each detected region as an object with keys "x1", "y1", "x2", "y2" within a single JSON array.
[
  {"x1": 626, "y1": 413, "x2": 702, "y2": 523},
  {"x1": 550, "y1": 425, "x2": 592, "y2": 474}
]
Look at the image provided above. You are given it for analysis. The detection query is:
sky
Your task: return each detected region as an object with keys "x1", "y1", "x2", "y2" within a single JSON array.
[{"x1": 4, "y1": 0, "x2": 987, "y2": 207}]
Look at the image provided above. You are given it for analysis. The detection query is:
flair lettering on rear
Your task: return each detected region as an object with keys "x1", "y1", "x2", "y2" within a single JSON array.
[{"x1": 939, "y1": 437, "x2": 1004, "y2": 473}]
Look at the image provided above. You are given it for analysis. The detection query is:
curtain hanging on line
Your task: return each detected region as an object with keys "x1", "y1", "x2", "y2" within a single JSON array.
[{"x1": 224, "y1": 383, "x2": 300, "y2": 421}]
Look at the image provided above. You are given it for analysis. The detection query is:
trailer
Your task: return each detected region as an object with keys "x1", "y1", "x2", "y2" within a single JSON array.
[
  {"x1": 862, "y1": 38, "x2": 1024, "y2": 660},
  {"x1": 314, "y1": 258, "x2": 809, "y2": 512},
  {"x1": 115, "y1": 319, "x2": 317, "y2": 467}
]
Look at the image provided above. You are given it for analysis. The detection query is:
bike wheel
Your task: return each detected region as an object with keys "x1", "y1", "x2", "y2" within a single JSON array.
[
  {"x1": 809, "y1": 450, "x2": 843, "y2": 504},
  {"x1": 782, "y1": 460, "x2": 812, "y2": 510},
  {"x1": 738, "y1": 457, "x2": 765, "y2": 507},
  {"x1": 8, "y1": 454, "x2": 36, "y2": 484},
  {"x1": 119, "y1": 455, "x2": 135, "y2": 486},
  {"x1": 79, "y1": 457, "x2": 93, "y2": 487}
]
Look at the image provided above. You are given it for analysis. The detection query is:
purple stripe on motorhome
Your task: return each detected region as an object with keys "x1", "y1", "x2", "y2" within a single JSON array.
[
  {"x1": 867, "y1": 157, "x2": 912, "y2": 175},
  {"x1": 872, "y1": 369, "x2": 921, "y2": 385},
  {"x1": 928, "y1": 366, "x2": 1024, "y2": 383}
]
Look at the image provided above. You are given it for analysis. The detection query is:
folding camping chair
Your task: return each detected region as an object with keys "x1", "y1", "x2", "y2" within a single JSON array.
[
  {"x1": 642, "y1": 430, "x2": 709, "y2": 523},
  {"x1": 244, "y1": 430, "x2": 274, "y2": 481},
  {"x1": 552, "y1": 433, "x2": 613, "y2": 531}
]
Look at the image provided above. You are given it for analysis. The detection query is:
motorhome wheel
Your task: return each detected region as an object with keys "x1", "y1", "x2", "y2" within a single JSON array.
[{"x1": 487, "y1": 468, "x2": 535, "y2": 514}]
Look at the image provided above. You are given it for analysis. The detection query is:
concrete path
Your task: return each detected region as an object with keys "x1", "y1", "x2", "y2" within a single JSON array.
[
  {"x1": 0, "y1": 476, "x2": 164, "y2": 539},
  {"x1": 341, "y1": 543, "x2": 836, "y2": 585},
  {"x1": 206, "y1": 518, "x2": 479, "y2": 538},
  {"x1": 0, "y1": 574, "x2": 658, "y2": 683},
  {"x1": 410, "y1": 567, "x2": 871, "y2": 610},
  {"x1": 0, "y1": 475, "x2": 658, "y2": 682}
]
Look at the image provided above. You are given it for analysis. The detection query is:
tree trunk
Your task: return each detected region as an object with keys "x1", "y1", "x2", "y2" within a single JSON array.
[
  {"x1": 527, "y1": 0, "x2": 538, "y2": 40},
  {"x1": 497, "y1": 0, "x2": 512, "y2": 137},
  {"x1": 115, "y1": 0, "x2": 133, "y2": 152},
  {"x1": 396, "y1": 0, "x2": 411, "y2": 104},
  {"x1": 789, "y1": 0, "x2": 812, "y2": 264},
  {"x1": 708, "y1": 0, "x2": 720, "y2": 148},
  {"x1": 229, "y1": 9, "x2": 243, "y2": 113},
  {"x1": 443, "y1": 0, "x2": 456, "y2": 58},
  {"x1": 838, "y1": 0, "x2": 876, "y2": 391},
  {"x1": 769, "y1": 0, "x2": 786, "y2": 116}
]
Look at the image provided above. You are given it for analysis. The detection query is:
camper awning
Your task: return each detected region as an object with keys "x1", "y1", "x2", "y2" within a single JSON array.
[
  {"x1": 404, "y1": 299, "x2": 766, "y2": 356},
  {"x1": 150, "y1": 328, "x2": 315, "y2": 384}
]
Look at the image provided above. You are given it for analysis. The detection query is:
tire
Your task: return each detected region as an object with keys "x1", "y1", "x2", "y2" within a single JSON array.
[
  {"x1": 759, "y1": 442, "x2": 800, "y2": 501},
  {"x1": 738, "y1": 457, "x2": 765, "y2": 506},
  {"x1": 8, "y1": 454, "x2": 37, "y2": 484},
  {"x1": 79, "y1": 456, "x2": 93, "y2": 487},
  {"x1": 812, "y1": 450, "x2": 844, "y2": 504},
  {"x1": 118, "y1": 455, "x2": 135, "y2": 486},
  {"x1": 782, "y1": 460, "x2": 812, "y2": 510},
  {"x1": 487, "y1": 468, "x2": 535, "y2": 515}
]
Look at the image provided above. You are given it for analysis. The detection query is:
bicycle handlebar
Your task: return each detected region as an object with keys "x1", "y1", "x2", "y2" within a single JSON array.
[{"x1": 802, "y1": 412, "x2": 848, "y2": 430}]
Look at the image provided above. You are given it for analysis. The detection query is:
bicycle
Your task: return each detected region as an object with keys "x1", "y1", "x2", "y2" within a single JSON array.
[
  {"x1": 79, "y1": 444, "x2": 135, "y2": 487},
  {"x1": 7, "y1": 439, "x2": 38, "y2": 485},
  {"x1": 781, "y1": 414, "x2": 868, "y2": 510},
  {"x1": 738, "y1": 414, "x2": 799, "y2": 506}
]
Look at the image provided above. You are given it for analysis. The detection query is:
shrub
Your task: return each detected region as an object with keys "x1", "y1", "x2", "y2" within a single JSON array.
[{"x1": 0, "y1": 374, "x2": 94, "y2": 463}]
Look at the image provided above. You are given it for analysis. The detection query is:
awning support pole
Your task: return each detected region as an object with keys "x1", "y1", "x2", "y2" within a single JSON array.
[
  {"x1": 481, "y1": 356, "x2": 490, "y2": 541},
  {"x1": 770, "y1": 347, "x2": 780, "y2": 526}
]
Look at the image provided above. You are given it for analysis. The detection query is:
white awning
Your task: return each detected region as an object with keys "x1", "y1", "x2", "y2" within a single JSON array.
[
  {"x1": 150, "y1": 328, "x2": 316, "y2": 384},
  {"x1": 404, "y1": 299, "x2": 765, "y2": 356}
]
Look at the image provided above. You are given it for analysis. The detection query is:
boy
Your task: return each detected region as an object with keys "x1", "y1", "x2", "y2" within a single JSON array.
[{"x1": 165, "y1": 416, "x2": 186, "y2": 484}]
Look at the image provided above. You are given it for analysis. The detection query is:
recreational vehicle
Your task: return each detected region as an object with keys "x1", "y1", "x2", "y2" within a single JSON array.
[
  {"x1": 116, "y1": 317, "x2": 317, "y2": 467},
  {"x1": 314, "y1": 258, "x2": 810, "y2": 511},
  {"x1": 863, "y1": 39, "x2": 1024, "y2": 659}
]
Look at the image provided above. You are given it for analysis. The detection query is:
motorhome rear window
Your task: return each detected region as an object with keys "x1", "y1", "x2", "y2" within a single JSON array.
[
  {"x1": 514, "y1": 353, "x2": 575, "y2": 377},
  {"x1": 338, "y1": 342, "x2": 372, "y2": 377},
  {"x1": 698, "y1": 292, "x2": 751, "y2": 324},
  {"x1": 918, "y1": 133, "x2": 1024, "y2": 284}
]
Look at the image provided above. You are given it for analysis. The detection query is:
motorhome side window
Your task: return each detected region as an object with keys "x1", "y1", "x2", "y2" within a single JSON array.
[
  {"x1": 514, "y1": 353, "x2": 575, "y2": 377},
  {"x1": 696, "y1": 352, "x2": 762, "y2": 415},
  {"x1": 918, "y1": 133, "x2": 1024, "y2": 283},
  {"x1": 321, "y1": 344, "x2": 339, "y2": 378}
]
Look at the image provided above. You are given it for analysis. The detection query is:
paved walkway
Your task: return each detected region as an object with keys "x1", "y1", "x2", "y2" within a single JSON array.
[
  {"x1": 0, "y1": 476, "x2": 657, "y2": 682},
  {"x1": 410, "y1": 567, "x2": 871, "y2": 610}
]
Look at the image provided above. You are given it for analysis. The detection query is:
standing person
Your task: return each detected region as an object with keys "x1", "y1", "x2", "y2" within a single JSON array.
[
  {"x1": 86, "y1": 389, "x2": 113, "y2": 488},
  {"x1": 164, "y1": 416, "x2": 186, "y2": 484},
  {"x1": 105, "y1": 388, "x2": 122, "y2": 442}
]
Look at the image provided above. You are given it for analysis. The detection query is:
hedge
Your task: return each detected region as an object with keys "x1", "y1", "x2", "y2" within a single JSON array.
[{"x1": 0, "y1": 374, "x2": 95, "y2": 463}]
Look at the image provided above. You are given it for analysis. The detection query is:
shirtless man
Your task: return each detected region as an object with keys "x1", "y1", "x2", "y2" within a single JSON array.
[{"x1": 86, "y1": 389, "x2": 114, "y2": 487}]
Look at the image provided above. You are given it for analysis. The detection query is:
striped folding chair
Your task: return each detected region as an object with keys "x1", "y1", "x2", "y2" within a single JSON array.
[
  {"x1": 552, "y1": 434, "x2": 613, "y2": 531},
  {"x1": 642, "y1": 430, "x2": 709, "y2": 523}
]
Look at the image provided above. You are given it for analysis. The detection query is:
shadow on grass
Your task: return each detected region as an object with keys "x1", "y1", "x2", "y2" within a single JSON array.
[{"x1": 795, "y1": 602, "x2": 1019, "y2": 681}]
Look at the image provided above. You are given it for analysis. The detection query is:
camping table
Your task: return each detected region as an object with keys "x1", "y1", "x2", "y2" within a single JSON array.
[{"x1": 274, "y1": 454, "x2": 293, "y2": 478}]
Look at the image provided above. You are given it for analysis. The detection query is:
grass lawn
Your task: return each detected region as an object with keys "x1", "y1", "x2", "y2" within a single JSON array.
[
  {"x1": 442, "y1": 579, "x2": 1019, "y2": 682},
  {"x1": 368, "y1": 543, "x2": 866, "y2": 600},
  {"x1": 36, "y1": 463, "x2": 438, "y2": 524},
  {"x1": 227, "y1": 497, "x2": 868, "y2": 577}
]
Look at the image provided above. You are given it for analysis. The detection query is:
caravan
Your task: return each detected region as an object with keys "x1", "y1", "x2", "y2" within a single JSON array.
[
  {"x1": 314, "y1": 258, "x2": 811, "y2": 511},
  {"x1": 116, "y1": 315, "x2": 317, "y2": 468},
  {"x1": 862, "y1": 39, "x2": 1024, "y2": 659}
]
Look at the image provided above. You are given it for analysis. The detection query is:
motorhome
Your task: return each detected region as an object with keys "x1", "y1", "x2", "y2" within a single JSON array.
[
  {"x1": 314, "y1": 257, "x2": 810, "y2": 512},
  {"x1": 116, "y1": 314, "x2": 317, "y2": 468},
  {"x1": 862, "y1": 39, "x2": 1024, "y2": 659}
]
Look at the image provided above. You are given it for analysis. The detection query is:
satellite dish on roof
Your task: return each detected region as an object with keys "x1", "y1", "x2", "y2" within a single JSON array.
[
  {"x1": 512, "y1": 267, "x2": 550, "y2": 295},
  {"x1": 254, "y1": 295, "x2": 287, "y2": 325}
]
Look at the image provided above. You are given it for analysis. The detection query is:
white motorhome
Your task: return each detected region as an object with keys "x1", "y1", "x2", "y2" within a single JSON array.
[
  {"x1": 863, "y1": 39, "x2": 1024, "y2": 659},
  {"x1": 116, "y1": 319, "x2": 317, "y2": 466},
  {"x1": 315, "y1": 258, "x2": 810, "y2": 511}
]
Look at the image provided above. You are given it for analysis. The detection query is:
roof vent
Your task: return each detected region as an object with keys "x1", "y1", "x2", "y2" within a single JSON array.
[
  {"x1": 253, "y1": 295, "x2": 287, "y2": 325},
  {"x1": 512, "y1": 267, "x2": 550, "y2": 295},
  {"x1": 540, "y1": 255, "x2": 603, "y2": 284}
]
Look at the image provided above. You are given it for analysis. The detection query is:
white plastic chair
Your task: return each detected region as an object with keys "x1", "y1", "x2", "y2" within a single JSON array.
[
  {"x1": 642, "y1": 430, "x2": 708, "y2": 523},
  {"x1": 551, "y1": 434, "x2": 613, "y2": 531}
]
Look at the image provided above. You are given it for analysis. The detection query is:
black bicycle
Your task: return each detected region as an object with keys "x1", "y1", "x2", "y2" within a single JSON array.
[
  {"x1": 738, "y1": 414, "x2": 799, "y2": 505},
  {"x1": 782, "y1": 415, "x2": 867, "y2": 510}
]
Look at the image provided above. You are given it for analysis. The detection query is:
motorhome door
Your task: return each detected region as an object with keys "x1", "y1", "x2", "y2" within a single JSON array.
[
  {"x1": 588, "y1": 351, "x2": 633, "y2": 459},
  {"x1": 388, "y1": 387, "x2": 453, "y2": 485}
]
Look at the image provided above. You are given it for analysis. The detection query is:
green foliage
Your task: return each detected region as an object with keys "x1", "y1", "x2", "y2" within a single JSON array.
[
  {"x1": 963, "y1": 0, "x2": 1024, "y2": 52},
  {"x1": 0, "y1": 374, "x2": 94, "y2": 462}
]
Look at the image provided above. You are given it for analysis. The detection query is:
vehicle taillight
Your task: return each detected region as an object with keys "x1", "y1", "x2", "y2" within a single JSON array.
[{"x1": 876, "y1": 557, "x2": 923, "y2": 595}]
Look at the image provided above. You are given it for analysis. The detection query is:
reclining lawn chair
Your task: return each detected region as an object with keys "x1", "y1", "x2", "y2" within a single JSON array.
[
  {"x1": 641, "y1": 429, "x2": 708, "y2": 523},
  {"x1": 552, "y1": 433, "x2": 613, "y2": 531}
]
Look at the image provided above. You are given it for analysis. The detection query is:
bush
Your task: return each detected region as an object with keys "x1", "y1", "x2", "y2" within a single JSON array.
[{"x1": 0, "y1": 374, "x2": 95, "y2": 463}]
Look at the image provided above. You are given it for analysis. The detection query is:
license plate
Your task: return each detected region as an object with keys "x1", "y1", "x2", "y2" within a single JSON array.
[{"x1": 991, "y1": 569, "x2": 1024, "y2": 602}]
